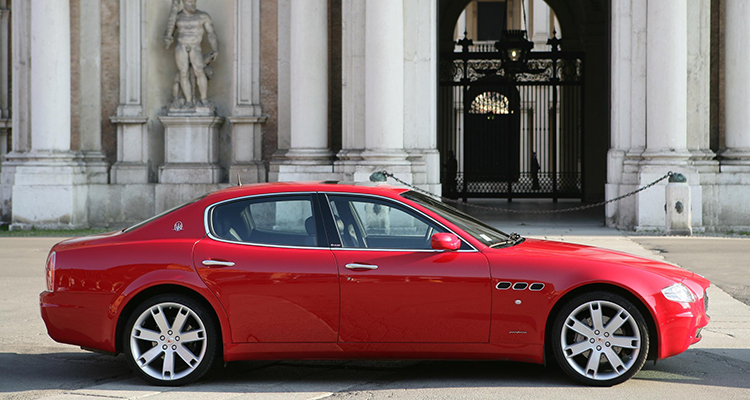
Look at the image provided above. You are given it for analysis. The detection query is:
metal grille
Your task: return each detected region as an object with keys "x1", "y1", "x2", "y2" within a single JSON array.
[{"x1": 439, "y1": 39, "x2": 585, "y2": 201}]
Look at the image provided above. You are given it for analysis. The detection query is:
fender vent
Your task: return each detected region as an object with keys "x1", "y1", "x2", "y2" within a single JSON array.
[
  {"x1": 496, "y1": 281, "x2": 512, "y2": 290},
  {"x1": 529, "y1": 283, "x2": 545, "y2": 291},
  {"x1": 512, "y1": 282, "x2": 528, "y2": 290}
]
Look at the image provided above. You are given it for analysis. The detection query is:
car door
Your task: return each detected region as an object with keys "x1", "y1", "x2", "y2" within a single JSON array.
[
  {"x1": 193, "y1": 193, "x2": 340, "y2": 343},
  {"x1": 324, "y1": 194, "x2": 492, "y2": 343}
]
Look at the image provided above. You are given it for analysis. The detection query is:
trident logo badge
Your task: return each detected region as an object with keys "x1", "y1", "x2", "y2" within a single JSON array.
[{"x1": 173, "y1": 221, "x2": 184, "y2": 232}]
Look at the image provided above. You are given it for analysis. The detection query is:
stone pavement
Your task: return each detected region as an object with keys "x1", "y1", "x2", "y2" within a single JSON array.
[{"x1": 1, "y1": 219, "x2": 749, "y2": 399}]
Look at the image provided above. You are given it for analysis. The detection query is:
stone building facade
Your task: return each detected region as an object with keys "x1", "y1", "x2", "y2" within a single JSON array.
[{"x1": 0, "y1": 0, "x2": 747, "y2": 232}]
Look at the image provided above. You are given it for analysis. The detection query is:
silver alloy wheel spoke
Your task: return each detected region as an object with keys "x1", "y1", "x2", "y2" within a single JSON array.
[
  {"x1": 150, "y1": 306, "x2": 170, "y2": 334},
  {"x1": 561, "y1": 299, "x2": 641, "y2": 381},
  {"x1": 566, "y1": 317, "x2": 595, "y2": 337},
  {"x1": 180, "y1": 330, "x2": 205, "y2": 343},
  {"x1": 130, "y1": 302, "x2": 207, "y2": 381},
  {"x1": 589, "y1": 302, "x2": 604, "y2": 331},
  {"x1": 609, "y1": 336, "x2": 639, "y2": 349},
  {"x1": 564, "y1": 340, "x2": 592, "y2": 358},
  {"x1": 138, "y1": 345, "x2": 163, "y2": 367},
  {"x1": 133, "y1": 328, "x2": 162, "y2": 342},
  {"x1": 172, "y1": 306, "x2": 189, "y2": 334},
  {"x1": 603, "y1": 347, "x2": 626, "y2": 375},
  {"x1": 584, "y1": 350, "x2": 601, "y2": 378}
]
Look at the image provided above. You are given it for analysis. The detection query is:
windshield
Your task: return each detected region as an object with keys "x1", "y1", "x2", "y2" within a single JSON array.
[
  {"x1": 123, "y1": 194, "x2": 207, "y2": 233},
  {"x1": 401, "y1": 191, "x2": 514, "y2": 247}
]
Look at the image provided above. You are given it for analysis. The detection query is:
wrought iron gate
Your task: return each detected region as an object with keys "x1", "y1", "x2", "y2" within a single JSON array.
[{"x1": 439, "y1": 38, "x2": 584, "y2": 201}]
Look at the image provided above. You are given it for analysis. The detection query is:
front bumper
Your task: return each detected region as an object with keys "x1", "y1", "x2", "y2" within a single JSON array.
[{"x1": 655, "y1": 282, "x2": 710, "y2": 359}]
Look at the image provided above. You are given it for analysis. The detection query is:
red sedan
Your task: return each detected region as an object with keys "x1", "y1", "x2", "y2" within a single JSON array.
[{"x1": 40, "y1": 182, "x2": 710, "y2": 386}]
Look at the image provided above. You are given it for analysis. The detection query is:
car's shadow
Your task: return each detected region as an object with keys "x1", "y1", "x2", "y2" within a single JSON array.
[{"x1": 1, "y1": 348, "x2": 749, "y2": 396}]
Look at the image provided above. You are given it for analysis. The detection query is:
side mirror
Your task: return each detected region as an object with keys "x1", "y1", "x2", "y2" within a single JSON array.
[{"x1": 431, "y1": 233, "x2": 461, "y2": 251}]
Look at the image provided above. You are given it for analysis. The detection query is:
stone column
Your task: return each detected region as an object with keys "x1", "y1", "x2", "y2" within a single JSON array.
[
  {"x1": 334, "y1": 0, "x2": 366, "y2": 178},
  {"x1": 403, "y1": 0, "x2": 440, "y2": 193},
  {"x1": 644, "y1": 0, "x2": 688, "y2": 159},
  {"x1": 110, "y1": 0, "x2": 149, "y2": 183},
  {"x1": 9, "y1": 0, "x2": 89, "y2": 228},
  {"x1": 229, "y1": 0, "x2": 267, "y2": 184},
  {"x1": 271, "y1": 0, "x2": 333, "y2": 181},
  {"x1": 0, "y1": 0, "x2": 8, "y2": 219},
  {"x1": 79, "y1": 0, "x2": 108, "y2": 183},
  {"x1": 637, "y1": 0, "x2": 699, "y2": 231},
  {"x1": 355, "y1": 0, "x2": 410, "y2": 182},
  {"x1": 723, "y1": 0, "x2": 750, "y2": 165}
]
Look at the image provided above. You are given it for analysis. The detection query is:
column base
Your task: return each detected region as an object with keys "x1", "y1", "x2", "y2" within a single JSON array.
[
  {"x1": 159, "y1": 163, "x2": 223, "y2": 184},
  {"x1": 6, "y1": 151, "x2": 89, "y2": 229},
  {"x1": 111, "y1": 162, "x2": 150, "y2": 184},
  {"x1": 719, "y1": 148, "x2": 750, "y2": 168},
  {"x1": 229, "y1": 163, "x2": 266, "y2": 185}
]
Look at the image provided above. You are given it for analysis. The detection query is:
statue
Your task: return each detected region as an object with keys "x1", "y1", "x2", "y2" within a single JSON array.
[{"x1": 163, "y1": 0, "x2": 219, "y2": 113}]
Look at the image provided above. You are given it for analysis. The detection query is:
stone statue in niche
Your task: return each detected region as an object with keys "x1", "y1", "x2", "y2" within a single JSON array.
[{"x1": 163, "y1": 0, "x2": 219, "y2": 115}]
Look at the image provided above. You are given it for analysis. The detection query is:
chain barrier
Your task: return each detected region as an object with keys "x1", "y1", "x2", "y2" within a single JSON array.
[{"x1": 375, "y1": 171, "x2": 674, "y2": 214}]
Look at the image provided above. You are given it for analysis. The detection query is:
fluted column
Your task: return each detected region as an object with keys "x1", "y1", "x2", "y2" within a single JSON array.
[
  {"x1": 361, "y1": 0, "x2": 408, "y2": 165},
  {"x1": 9, "y1": 0, "x2": 88, "y2": 228},
  {"x1": 644, "y1": 0, "x2": 688, "y2": 159},
  {"x1": 288, "y1": 0, "x2": 330, "y2": 162},
  {"x1": 31, "y1": 0, "x2": 71, "y2": 152},
  {"x1": 723, "y1": 0, "x2": 750, "y2": 164}
]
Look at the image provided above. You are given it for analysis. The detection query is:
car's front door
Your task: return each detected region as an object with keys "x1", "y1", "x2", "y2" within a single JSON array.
[
  {"x1": 325, "y1": 194, "x2": 491, "y2": 343},
  {"x1": 193, "y1": 193, "x2": 339, "y2": 343}
]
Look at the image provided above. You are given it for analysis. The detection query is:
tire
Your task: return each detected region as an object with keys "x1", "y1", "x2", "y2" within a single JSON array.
[
  {"x1": 123, "y1": 294, "x2": 219, "y2": 386},
  {"x1": 551, "y1": 291, "x2": 649, "y2": 386}
]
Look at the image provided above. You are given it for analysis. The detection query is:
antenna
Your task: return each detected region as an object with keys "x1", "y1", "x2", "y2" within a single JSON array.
[{"x1": 237, "y1": 172, "x2": 242, "y2": 187}]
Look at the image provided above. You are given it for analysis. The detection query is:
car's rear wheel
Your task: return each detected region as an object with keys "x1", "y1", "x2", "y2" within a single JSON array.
[
  {"x1": 551, "y1": 291, "x2": 649, "y2": 386},
  {"x1": 123, "y1": 294, "x2": 218, "y2": 386}
]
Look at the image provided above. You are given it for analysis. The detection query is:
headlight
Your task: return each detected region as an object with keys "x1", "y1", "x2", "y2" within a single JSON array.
[{"x1": 661, "y1": 282, "x2": 696, "y2": 303}]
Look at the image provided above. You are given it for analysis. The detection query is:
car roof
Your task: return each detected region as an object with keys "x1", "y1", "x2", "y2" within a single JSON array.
[{"x1": 201, "y1": 181, "x2": 411, "y2": 205}]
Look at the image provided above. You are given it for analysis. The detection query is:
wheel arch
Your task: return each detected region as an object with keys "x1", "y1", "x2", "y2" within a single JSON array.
[
  {"x1": 114, "y1": 284, "x2": 226, "y2": 359},
  {"x1": 543, "y1": 283, "x2": 659, "y2": 364}
]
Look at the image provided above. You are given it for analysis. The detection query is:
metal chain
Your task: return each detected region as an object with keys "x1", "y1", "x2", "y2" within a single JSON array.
[{"x1": 378, "y1": 171, "x2": 674, "y2": 214}]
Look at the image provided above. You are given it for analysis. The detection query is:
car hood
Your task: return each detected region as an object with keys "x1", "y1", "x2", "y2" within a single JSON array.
[{"x1": 504, "y1": 238, "x2": 695, "y2": 281}]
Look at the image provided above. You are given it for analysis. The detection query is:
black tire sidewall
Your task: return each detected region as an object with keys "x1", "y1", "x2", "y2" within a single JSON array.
[
  {"x1": 123, "y1": 293, "x2": 219, "y2": 386},
  {"x1": 551, "y1": 291, "x2": 649, "y2": 386}
]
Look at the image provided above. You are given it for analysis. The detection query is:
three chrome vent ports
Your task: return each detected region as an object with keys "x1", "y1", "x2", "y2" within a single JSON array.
[{"x1": 496, "y1": 281, "x2": 545, "y2": 291}]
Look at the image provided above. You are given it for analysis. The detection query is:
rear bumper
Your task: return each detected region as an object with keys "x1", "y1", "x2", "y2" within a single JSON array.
[
  {"x1": 40, "y1": 290, "x2": 118, "y2": 353},
  {"x1": 655, "y1": 284, "x2": 710, "y2": 359}
]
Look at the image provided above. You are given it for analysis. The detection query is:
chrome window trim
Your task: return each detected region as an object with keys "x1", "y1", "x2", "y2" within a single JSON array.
[
  {"x1": 202, "y1": 191, "x2": 480, "y2": 252},
  {"x1": 203, "y1": 192, "x2": 328, "y2": 250},
  {"x1": 321, "y1": 192, "x2": 479, "y2": 253}
]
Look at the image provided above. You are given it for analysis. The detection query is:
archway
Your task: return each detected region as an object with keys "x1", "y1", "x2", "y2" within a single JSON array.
[{"x1": 437, "y1": 0, "x2": 609, "y2": 202}]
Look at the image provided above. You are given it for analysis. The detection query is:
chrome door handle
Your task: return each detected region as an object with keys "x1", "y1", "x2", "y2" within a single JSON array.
[
  {"x1": 345, "y1": 263, "x2": 378, "y2": 270},
  {"x1": 202, "y1": 260, "x2": 235, "y2": 267}
]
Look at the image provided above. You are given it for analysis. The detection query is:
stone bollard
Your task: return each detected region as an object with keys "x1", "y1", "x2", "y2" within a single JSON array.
[{"x1": 665, "y1": 173, "x2": 692, "y2": 236}]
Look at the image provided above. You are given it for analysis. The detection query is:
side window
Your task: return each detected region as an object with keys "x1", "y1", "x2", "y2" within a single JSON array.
[
  {"x1": 210, "y1": 195, "x2": 319, "y2": 247},
  {"x1": 327, "y1": 195, "x2": 445, "y2": 250}
]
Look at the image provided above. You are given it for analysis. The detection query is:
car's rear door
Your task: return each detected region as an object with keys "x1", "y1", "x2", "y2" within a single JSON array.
[
  {"x1": 193, "y1": 193, "x2": 340, "y2": 343},
  {"x1": 324, "y1": 194, "x2": 492, "y2": 343}
]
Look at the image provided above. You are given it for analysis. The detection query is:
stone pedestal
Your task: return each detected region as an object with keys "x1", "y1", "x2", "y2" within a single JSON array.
[
  {"x1": 665, "y1": 175, "x2": 692, "y2": 236},
  {"x1": 229, "y1": 116, "x2": 266, "y2": 184},
  {"x1": 158, "y1": 115, "x2": 225, "y2": 184},
  {"x1": 110, "y1": 116, "x2": 149, "y2": 183}
]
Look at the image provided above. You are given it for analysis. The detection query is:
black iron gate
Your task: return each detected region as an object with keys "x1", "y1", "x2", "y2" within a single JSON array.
[{"x1": 439, "y1": 37, "x2": 584, "y2": 201}]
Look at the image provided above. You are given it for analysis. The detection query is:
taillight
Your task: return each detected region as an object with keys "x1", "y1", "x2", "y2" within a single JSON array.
[{"x1": 46, "y1": 251, "x2": 56, "y2": 291}]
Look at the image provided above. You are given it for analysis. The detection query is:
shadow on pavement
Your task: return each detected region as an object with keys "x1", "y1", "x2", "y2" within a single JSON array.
[{"x1": 3, "y1": 349, "x2": 748, "y2": 396}]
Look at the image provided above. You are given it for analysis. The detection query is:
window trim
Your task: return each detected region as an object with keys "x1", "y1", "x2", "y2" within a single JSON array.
[
  {"x1": 321, "y1": 192, "x2": 478, "y2": 253},
  {"x1": 203, "y1": 192, "x2": 327, "y2": 250},
  {"x1": 202, "y1": 191, "x2": 478, "y2": 252}
]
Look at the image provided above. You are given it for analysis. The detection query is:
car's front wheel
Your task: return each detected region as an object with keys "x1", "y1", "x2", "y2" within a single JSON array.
[
  {"x1": 551, "y1": 291, "x2": 649, "y2": 386},
  {"x1": 123, "y1": 294, "x2": 219, "y2": 386}
]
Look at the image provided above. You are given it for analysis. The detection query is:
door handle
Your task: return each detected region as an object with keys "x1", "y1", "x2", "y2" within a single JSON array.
[
  {"x1": 345, "y1": 263, "x2": 378, "y2": 270},
  {"x1": 202, "y1": 259, "x2": 235, "y2": 267}
]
